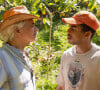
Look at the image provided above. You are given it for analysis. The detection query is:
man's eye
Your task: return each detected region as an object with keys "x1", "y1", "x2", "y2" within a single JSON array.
[
  {"x1": 72, "y1": 29, "x2": 76, "y2": 31},
  {"x1": 31, "y1": 23, "x2": 35, "y2": 27},
  {"x1": 32, "y1": 22, "x2": 35, "y2": 25},
  {"x1": 70, "y1": 28, "x2": 75, "y2": 31}
]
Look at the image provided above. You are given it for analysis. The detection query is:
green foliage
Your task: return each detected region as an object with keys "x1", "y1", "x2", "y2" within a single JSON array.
[
  {"x1": 92, "y1": 28, "x2": 100, "y2": 45},
  {"x1": 88, "y1": 0, "x2": 96, "y2": 9}
]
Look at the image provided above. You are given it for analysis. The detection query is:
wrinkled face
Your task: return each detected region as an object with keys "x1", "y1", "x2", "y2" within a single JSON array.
[
  {"x1": 67, "y1": 25, "x2": 86, "y2": 45},
  {"x1": 20, "y1": 19, "x2": 38, "y2": 43}
]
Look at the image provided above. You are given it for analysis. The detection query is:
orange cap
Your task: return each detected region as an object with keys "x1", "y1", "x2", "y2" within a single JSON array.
[
  {"x1": 62, "y1": 11, "x2": 99, "y2": 31},
  {"x1": 0, "y1": 6, "x2": 41, "y2": 32}
]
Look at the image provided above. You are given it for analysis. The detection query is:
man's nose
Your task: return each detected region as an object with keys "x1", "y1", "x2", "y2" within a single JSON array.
[
  {"x1": 34, "y1": 26, "x2": 38, "y2": 31},
  {"x1": 67, "y1": 29, "x2": 71, "y2": 34}
]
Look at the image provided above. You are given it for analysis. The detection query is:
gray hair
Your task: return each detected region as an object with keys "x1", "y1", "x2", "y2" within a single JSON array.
[{"x1": 0, "y1": 20, "x2": 26, "y2": 42}]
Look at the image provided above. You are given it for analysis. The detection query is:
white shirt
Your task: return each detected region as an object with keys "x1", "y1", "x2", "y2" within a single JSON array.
[{"x1": 56, "y1": 43, "x2": 100, "y2": 90}]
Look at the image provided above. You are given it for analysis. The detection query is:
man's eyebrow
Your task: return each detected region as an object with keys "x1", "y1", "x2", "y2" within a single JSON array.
[
  {"x1": 32, "y1": 22, "x2": 35, "y2": 25},
  {"x1": 69, "y1": 25, "x2": 77, "y2": 28}
]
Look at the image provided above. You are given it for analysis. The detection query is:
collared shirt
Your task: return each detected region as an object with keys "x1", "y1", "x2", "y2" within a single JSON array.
[{"x1": 0, "y1": 43, "x2": 36, "y2": 90}]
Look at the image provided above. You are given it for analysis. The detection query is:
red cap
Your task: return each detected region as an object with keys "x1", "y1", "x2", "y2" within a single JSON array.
[{"x1": 62, "y1": 11, "x2": 99, "y2": 31}]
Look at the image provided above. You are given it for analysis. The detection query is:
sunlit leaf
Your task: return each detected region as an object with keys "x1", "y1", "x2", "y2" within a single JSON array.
[
  {"x1": 55, "y1": 0, "x2": 58, "y2": 3},
  {"x1": 0, "y1": 6, "x2": 5, "y2": 10},
  {"x1": 41, "y1": 8, "x2": 45, "y2": 15},
  {"x1": 88, "y1": 0, "x2": 96, "y2": 9},
  {"x1": 43, "y1": 18, "x2": 46, "y2": 24},
  {"x1": 33, "y1": 19, "x2": 38, "y2": 23},
  {"x1": 48, "y1": 3, "x2": 54, "y2": 5},
  {"x1": 58, "y1": 7, "x2": 61, "y2": 11},
  {"x1": 33, "y1": 10, "x2": 37, "y2": 14},
  {"x1": 84, "y1": 0, "x2": 88, "y2": 2},
  {"x1": 0, "y1": 40, "x2": 3, "y2": 47},
  {"x1": 44, "y1": 18, "x2": 50, "y2": 25},
  {"x1": 65, "y1": 8, "x2": 69, "y2": 12},
  {"x1": 97, "y1": 8, "x2": 100, "y2": 16},
  {"x1": 60, "y1": 12, "x2": 65, "y2": 17},
  {"x1": 39, "y1": 2, "x2": 42, "y2": 9},
  {"x1": 90, "y1": 5, "x2": 97, "y2": 11}
]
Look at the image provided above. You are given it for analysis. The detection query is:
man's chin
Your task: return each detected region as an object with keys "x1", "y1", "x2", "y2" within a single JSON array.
[
  {"x1": 32, "y1": 37, "x2": 37, "y2": 41},
  {"x1": 68, "y1": 41, "x2": 75, "y2": 45}
]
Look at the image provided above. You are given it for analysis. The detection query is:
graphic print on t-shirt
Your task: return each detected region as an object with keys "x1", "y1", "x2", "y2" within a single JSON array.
[{"x1": 68, "y1": 61, "x2": 84, "y2": 88}]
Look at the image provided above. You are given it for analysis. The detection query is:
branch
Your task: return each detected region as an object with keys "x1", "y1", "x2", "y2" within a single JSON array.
[
  {"x1": 43, "y1": 3, "x2": 53, "y2": 80},
  {"x1": 5, "y1": 0, "x2": 13, "y2": 6}
]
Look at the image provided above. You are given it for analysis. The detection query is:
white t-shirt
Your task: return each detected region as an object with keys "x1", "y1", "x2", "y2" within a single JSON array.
[{"x1": 56, "y1": 43, "x2": 100, "y2": 90}]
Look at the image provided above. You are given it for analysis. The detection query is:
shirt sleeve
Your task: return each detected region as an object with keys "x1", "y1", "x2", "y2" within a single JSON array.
[
  {"x1": 0, "y1": 58, "x2": 7, "y2": 88},
  {"x1": 97, "y1": 58, "x2": 100, "y2": 85},
  {"x1": 56, "y1": 54, "x2": 65, "y2": 86}
]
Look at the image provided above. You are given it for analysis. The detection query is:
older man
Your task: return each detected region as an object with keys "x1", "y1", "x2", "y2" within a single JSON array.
[
  {"x1": 56, "y1": 11, "x2": 100, "y2": 90},
  {"x1": 0, "y1": 6, "x2": 41, "y2": 90}
]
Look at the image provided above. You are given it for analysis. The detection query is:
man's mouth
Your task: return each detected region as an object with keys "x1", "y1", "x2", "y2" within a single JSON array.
[
  {"x1": 33, "y1": 32, "x2": 37, "y2": 36},
  {"x1": 67, "y1": 34, "x2": 72, "y2": 39}
]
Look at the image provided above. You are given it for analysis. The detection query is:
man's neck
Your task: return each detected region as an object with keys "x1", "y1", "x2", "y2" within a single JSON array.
[
  {"x1": 76, "y1": 42, "x2": 92, "y2": 54},
  {"x1": 8, "y1": 39, "x2": 28, "y2": 52}
]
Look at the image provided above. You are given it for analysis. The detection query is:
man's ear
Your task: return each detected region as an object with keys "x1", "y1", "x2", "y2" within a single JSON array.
[
  {"x1": 85, "y1": 31, "x2": 92, "y2": 39},
  {"x1": 14, "y1": 28, "x2": 21, "y2": 34}
]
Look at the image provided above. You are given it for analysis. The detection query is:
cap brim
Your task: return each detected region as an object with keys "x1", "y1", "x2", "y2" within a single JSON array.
[
  {"x1": 62, "y1": 18, "x2": 83, "y2": 25},
  {"x1": 0, "y1": 13, "x2": 41, "y2": 32}
]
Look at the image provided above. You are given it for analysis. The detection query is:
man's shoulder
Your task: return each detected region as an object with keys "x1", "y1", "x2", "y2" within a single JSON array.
[
  {"x1": 92, "y1": 43, "x2": 100, "y2": 51},
  {"x1": 91, "y1": 43, "x2": 100, "y2": 59},
  {"x1": 0, "y1": 44, "x2": 11, "y2": 56},
  {"x1": 0, "y1": 45, "x2": 6, "y2": 53},
  {"x1": 63, "y1": 46, "x2": 74, "y2": 56}
]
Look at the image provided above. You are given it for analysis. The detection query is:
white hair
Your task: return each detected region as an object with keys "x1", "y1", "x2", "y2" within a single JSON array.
[{"x1": 0, "y1": 20, "x2": 26, "y2": 42}]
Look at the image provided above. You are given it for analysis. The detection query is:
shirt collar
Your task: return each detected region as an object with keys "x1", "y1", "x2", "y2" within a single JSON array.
[{"x1": 3, "y1": 43, "x2": 23, "y2": 58}]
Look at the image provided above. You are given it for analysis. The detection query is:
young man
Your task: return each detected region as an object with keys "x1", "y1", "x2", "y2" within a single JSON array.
[
  {"x1": 56, "y1": 11, "x2": 100, "y2": 90},
  {"x1": 0, "y1": 6, "x2": 41, "y2": 90}
]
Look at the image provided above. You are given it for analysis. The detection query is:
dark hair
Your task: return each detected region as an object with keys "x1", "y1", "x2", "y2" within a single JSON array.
[{"x1": 80, "y1": 24, "x2": 96, "y2": 39}]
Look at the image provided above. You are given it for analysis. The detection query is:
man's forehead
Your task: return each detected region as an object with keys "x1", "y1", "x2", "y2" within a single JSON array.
[
  {"x1": 25, "y1": 19, "x2": 33, "y2": 22},
  {"x1": 69, "y1": 24, "x2": 82, "y2": 28},
  {"x1": 25, "y1": 19, "x2": 34, "y2": 24},
  {"x1": 26, "y1": 19, "x2": 37, "y2": 24}
]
